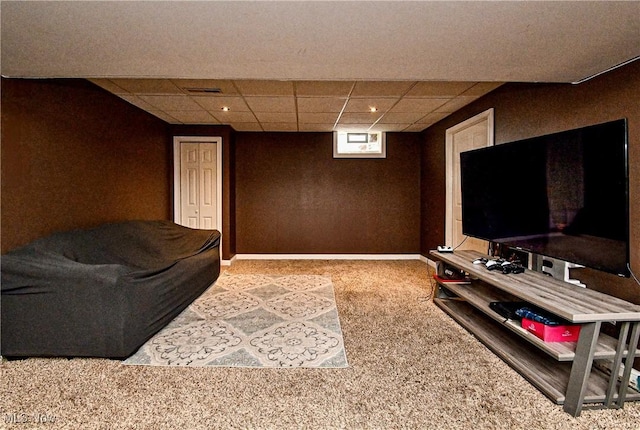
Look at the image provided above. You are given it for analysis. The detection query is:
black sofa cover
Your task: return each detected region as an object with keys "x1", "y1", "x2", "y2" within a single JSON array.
[{"x1": 1, "y1": 220, "x2": 221, "y2": 358}]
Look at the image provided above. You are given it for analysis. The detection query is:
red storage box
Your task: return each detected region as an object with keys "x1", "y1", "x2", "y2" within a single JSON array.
[{"x1": 521, "y1": 317, "x2": 581, "y2": 342}]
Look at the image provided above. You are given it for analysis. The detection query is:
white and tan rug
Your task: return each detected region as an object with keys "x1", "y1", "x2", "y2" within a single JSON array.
[{"x1": 123, "y1": 274, "x2": 348, "y2": 368}]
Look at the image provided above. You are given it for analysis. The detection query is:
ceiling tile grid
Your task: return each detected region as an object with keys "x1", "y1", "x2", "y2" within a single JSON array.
[{"x1": 89, "y1": 78, "x2": 503, "y2": 132}]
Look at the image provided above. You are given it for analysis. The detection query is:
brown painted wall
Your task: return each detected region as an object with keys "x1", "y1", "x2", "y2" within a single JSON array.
[
  {"x1": 235, "y1": 132, "x2": 421, "y2": 254},
  {"x1": 1, "y1": 78, "x2": 171, "y2": 253},
  {"x1": 421, "y1": 60, "x2": 640, "y2": 303}
]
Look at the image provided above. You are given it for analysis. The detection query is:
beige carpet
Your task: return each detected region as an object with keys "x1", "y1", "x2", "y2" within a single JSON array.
[{"x1": 2, "y1": 260, "x2": 639, "y2": 429}]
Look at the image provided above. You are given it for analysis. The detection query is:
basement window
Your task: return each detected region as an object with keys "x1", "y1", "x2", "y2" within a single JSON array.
[{"x1": 333, "y1": 131, "x2": 386, "y2": 158}]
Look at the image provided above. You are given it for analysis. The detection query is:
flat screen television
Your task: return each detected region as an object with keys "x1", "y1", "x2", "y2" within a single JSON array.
[{"x1": 460, "y1": 118, "x2": 629, "y2": 277}]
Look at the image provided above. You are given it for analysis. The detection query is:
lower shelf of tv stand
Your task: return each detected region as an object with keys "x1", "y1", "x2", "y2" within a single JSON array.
[
  {"x1": 434, "y1": 298, "x2": 640, "y2": 406},
  {"x1": 438, "y1": 280, "x2": 640, "y2": 362}
]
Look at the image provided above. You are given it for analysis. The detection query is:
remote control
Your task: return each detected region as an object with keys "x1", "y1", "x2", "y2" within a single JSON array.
[{"x1": 486, "y1": 259, "x2": 502, "y2": 270}]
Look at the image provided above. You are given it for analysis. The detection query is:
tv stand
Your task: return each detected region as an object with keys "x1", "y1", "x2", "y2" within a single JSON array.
[{"x1": 430, "y1": 249, "x2": 640, "y2": 417}]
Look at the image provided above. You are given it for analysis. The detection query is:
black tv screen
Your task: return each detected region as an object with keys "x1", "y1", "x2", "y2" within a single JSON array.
[{"x1": 460, "y1": 119, "x2": 629, "y2": 277}]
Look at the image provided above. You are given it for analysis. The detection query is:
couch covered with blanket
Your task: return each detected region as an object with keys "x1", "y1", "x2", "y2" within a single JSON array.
[{"x1": 1, "y1": 220, "x2": 221, "y2": 358}]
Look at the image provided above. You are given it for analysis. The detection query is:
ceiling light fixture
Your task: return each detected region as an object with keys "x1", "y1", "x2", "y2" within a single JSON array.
[
  {"x1": 221, "y1": 106, "x2": 230, "y2": 112},
  {"x1": 369, "y1": 107, "x2": 378, "y2": 112}
]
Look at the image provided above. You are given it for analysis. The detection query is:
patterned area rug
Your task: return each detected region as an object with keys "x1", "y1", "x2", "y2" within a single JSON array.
[{"x1": 123, "y1": 274, "x2": 348, "y2": 368}]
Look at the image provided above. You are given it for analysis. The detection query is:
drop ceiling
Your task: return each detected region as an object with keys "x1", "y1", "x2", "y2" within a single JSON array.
[
  {"x1": 2, "y1": 1, "x2": 639, "y2": 132},
  {"x1": 87, "y1": 78, "x2": 502, "y2": 131}
]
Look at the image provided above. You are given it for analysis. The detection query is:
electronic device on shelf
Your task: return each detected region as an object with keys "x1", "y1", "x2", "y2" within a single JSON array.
[
  {"x1": 434, "y1": 264, "x2": 470, "y2": 284},
  {"x1": 501, "y1": 262, "x2": 525, "y2": 274},
  {"x1": 437, "y1": 245, "x2": 453, "y2": 253},
  {"x1": 460, "y1": 118, "x2": 630, "y2": 278},
  {"x1": 489, "y1": 301, "x2": 529, "y2": 320}
]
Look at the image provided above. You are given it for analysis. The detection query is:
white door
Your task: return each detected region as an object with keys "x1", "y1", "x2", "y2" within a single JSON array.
[
  {"x1": 445, "y1": 109, "x2": 494, "y2": 252},
  {"x1": 173, "y1": 137, "x2": 222, "y2": 231}
]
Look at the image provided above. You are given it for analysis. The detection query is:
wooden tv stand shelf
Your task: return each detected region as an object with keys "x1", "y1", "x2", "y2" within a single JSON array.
[{"x1": 430, "y1": 249, "x2": 640, "y2": 417}]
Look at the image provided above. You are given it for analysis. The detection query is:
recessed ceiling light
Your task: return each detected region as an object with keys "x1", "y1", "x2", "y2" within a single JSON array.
[
  {"x1": 369, "y1": 106, "x2": 378, "y2": 112},
  {"x1": 221, "y1": 106, "x2": 230, "y2": 112}
]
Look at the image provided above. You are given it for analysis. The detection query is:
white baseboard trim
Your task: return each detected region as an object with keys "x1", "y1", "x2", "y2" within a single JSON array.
[
  {"x1": 233, "y1": 254, "x2": 424, "y2": 261},
  {"x1": 221, "y1": 255, "x2": 237, "y2": 266},
  {"x1": 421, "y1": 255, "x2": 438, "y2": 268}
]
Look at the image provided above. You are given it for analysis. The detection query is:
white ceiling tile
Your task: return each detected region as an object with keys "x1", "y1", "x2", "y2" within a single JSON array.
[
  {"x1": 261, "y1": 123, "x2": 298, "y2": 131},
  {"x1": 389, "y1": 97, "x2": 449, "y2": 112},
  {"x1": 298, "y1": 123, "x2": 335, "y2": 132},
  {"x1": 245, "y1": 96, "x2": 296, "y2": 112},
  {"x1": 403, "y1": 123, "x2": 429, "y2": 132},
  {"x1": 461, "y1": 82, "x2": 504, "y2": 96},
  {"x1": 380, "y1": 112, "x2": 427, "y2": 124},
  {"x1": 334, "y1": 124, "x2": 375, "y2": 132},
  {"x1": 344, "y1": 98, "x2": 398, "y2": 113},
  {"x1": 213, "y1": 111, "x2": 258, "y2": 123},
  {"x1": 370, "y1": 123, "x2": 411, "y2": 132},
  {"x1": 435, "y1": 96, "x2": 478, "y2": 113},
  {"x1": 351, "y1": 81, "x2": 415, "y2": 97},
  {"x1": 235, "y1": 80, "x2": 294, "y2": 96},
  {"x1": 107, "y1": 79, "x2": 184, "y2": 94},
  {"x1": 338, "y1": 112, "x2": 384, "y2": 124},
  {"x1": 298, "y1": 112, "x2": 339, "y2": 124},
  {"x1": 405, "y1": 81, "x2": 476, "y2": 97},
  {"x1": 295, "y1": 81, "x2": 354, "y2": 97},
  {"x1": 193, "y1": 96, "x2": 250, "y2": 112},
  {"x1": 254, "y1": 112, "x2": 297, "y2": 123},
  {"x1": 165, "y1": 110, "x2": 218, "y2": 124},
  {"x1": 229, "y1": 122, "x2": 263, "y2": 131},
  {"x1": 137, "y1": 95, "x2": 203, "y2": 111},
  {"x1": 297, "y1": 97, "x2": 346, "y2": 113},
  {"x1": 417, "y1": 112, "x2": 450, "y2": 124}
]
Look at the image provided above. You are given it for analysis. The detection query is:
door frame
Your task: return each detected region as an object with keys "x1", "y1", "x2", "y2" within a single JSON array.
[
  {"x1": 445, "y1": 108, "x2": 494, "y2": 246},
  {"x1": 173, "y1": 136, "x2": 223, "y2": 234}
]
